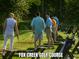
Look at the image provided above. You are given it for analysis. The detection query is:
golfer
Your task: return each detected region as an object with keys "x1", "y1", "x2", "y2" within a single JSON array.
[
  {"x1": 31, "y1": 12, "x2": 46, "y2": 49},
  {"x1": 45, "y1": 13, "x2": 54, "y2": 48},
  {"x1": 2, "y1": 13, "x2": 19, "y2": 55},
  {"x1": 50, "y1": 17, "x2": 57, "y2": 42}
]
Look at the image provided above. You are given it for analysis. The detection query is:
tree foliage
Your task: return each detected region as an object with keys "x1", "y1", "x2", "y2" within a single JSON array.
[
  {"x1": 0, "y1": 0, "x2": 79, "y2": 24},
  {"x1": 0, "y1": 0, "x2": 41, "y2": 23}
]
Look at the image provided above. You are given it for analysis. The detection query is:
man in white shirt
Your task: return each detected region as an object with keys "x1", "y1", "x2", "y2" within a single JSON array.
[{"x1": 2, "y1": 13, "x2": 19, "y2": 55}]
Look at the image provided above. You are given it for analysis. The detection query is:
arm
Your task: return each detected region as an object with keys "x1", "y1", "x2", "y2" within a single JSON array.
[
  {"x1": 31, "y1": 19, "x2": 35, "y2": 34},
  {"x1": 3, "y1": 20, "x2": 7, "y2": 33},
  {"x1": 42, "y1": 19, "x2": 46, "y2": 31},
  {"x1": 46, "y1": 19, "x2": 51, "y2": 28},
  {"x1": 15, "y1": 22, "x2": 19, "y2": 40}
]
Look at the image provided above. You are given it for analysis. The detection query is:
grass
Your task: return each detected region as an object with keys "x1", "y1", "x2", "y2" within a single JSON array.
[{"x1": 0, "y1": 30, "x2": 79, "y2": 59}]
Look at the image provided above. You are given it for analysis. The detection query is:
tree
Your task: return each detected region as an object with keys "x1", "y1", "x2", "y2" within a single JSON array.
[{"x1": 0, "y1": 0, "x2": 42, "y2": 21}]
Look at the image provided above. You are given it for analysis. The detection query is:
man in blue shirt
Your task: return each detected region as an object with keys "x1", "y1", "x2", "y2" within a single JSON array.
[
  {"x1": 31, "y1": 12, "x2": 46, "y2": 49},
  {"x1": 45, "y1": 13, "x2": 54, "y2": 48}
]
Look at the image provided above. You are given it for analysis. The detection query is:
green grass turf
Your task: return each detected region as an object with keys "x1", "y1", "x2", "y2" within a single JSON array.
[{"x1": 0, "y1": 30, "x2": 79, "y2": 59}]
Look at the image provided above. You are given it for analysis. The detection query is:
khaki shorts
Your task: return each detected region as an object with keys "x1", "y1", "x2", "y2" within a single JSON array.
[{"x1": 45, "y1": 28, "x2": 52, "y2": 39}]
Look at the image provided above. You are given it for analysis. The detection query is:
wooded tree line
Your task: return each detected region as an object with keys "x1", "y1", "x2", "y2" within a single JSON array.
[{"x1": 0, "y1": 0, "x2": 79, "y2": 24}]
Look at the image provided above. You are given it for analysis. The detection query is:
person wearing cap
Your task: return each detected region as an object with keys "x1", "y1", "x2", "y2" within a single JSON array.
[{"x1": 2, "y1": 13, "x2": 19, "y2": 55}]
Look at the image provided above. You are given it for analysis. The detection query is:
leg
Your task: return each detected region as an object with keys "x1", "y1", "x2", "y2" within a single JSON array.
[
  {"x1": 50, "y1": 31, "x2": 54, "y2": 45},
  {"x1": 56, "y1": 25, "x2": 58, "y2": 41},
  {"x1": 3, "y1": 34, "x2": 8, "y2": 55},
  {"x1": 34, "y1": 34, "x2": 38, "y2": 48},
  {"x1": 38, "y1": 34, "x2": 43, "y2": 47},
  {"x1": 34, "y1": 39, "x2": 37, "y2": 48},
  {"x1": 46, "y1": 29, "x2": 51, "y2": 48},
  {"x1": 9, "y1": 35, "x2": 14, "y2": 51},
  {"x1": 39, "y1": 39, "x2": 41, "y2": 47},
  {"x1": 54, "y1": 27, "x2": 57, "y2": 42},
  {"x1": 3, "y1": 34, "x2": 8, "y2": 50},
  {"x1": 48, "y1": 37, "x2": 50, "y2": 48}
]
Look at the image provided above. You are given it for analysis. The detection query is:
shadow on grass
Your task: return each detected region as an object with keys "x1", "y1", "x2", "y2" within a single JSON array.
[
  {"x1": 16, "y1": 41, "x2": 33, "y2": 44},
  {"x1": 57, "y1": 35, "x2": 65, "y2": 42}
]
